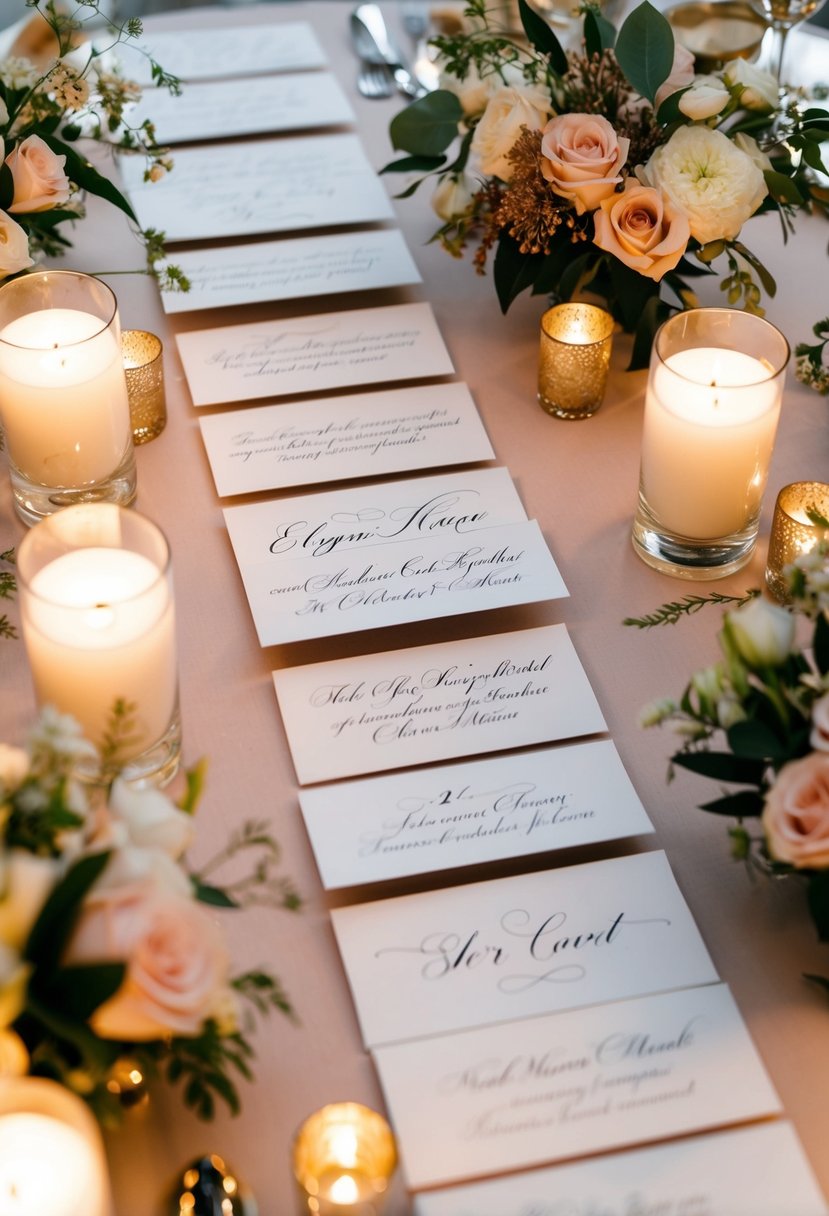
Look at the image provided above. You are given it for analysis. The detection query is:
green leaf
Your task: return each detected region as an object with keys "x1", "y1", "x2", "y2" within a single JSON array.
[
  {"x1": 389, "y1": 90, "x2": 462, "y2": 157},
  {"x1": 609, "y1": 257, "x2": 660, "y2": 332},
  {"x1": 531, "y1": 240, "x2": 587, "y2": 296},
  {"x1": 380, "y1": 153, "x2": 447, "y2": 175},
  {"x1": 672, "y1": 750, "x2": 767, "y2": 784},
  {"x1": 193, "y1": 880, "x2": 238, "y2": 909},
  {"x1": 807, "y1": 871, "x2": 829, "y2": 942},
  {"x1": 726, "y1": 718, "x2": 786, "y2": 761},
  {"x1": 0, "y1": 163, "x2": 13, "y2": 211},
  {"x1": 731, "y1": 240, "x2": 777, "y2": 297},
  {"x1": 40, "y1": 964, "x2": 126, "y2": 1022},
  {"x1": 699, "y1": 790, "x2": 765, "y2": 818},
  {"x1": 518, "y1": 0, "x2": 568, "y2": 72},
  {"x1": 24, "y1": 992, "x2": 120, "y2": 1074},
  {"x1": 656, "y1": 87, "x2": 689, "y2": 125},
  {"x1": 583, "y1": 4, "x2": 616, "y2": 51},
  {"x1": 801, "y1": 139, "x2": 829, "y2": 175},
  {"x1": 764, "y1": 169, "x2": 806, "y2": 205},
  {"x1": 24, "y1": 851, "x2": 111, "y2": 972},
  {"x1": 40, "y1": 134, "x2": 138, "y2": 224},
  {"x1": 493, "y1": 234, "x2": 544, "y2": 313},
  {"x1": 557, "y1": 250, "x2": 598, "y2": 302},
  {"x1": 629, "y1": 295, "x2": 671, "y2": 370},
  {"x1": 615, "y1": 0, "x2": 675, "y2": 105},
  {"x1": 815, "y1": 610, "x2": 829, "y2": 675}
]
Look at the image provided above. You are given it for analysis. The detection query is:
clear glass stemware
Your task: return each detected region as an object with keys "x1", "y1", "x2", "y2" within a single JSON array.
[{"x1": 748, "y1": 0, "x2": 827, "y2": 86}]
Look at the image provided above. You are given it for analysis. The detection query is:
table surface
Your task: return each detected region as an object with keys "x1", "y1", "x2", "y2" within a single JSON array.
[{"x1": 2, "y1": 5, "x2": 829, "y2": 1211}]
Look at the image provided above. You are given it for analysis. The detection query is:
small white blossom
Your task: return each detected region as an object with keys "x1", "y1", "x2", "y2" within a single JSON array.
[
  {"x1": 638, "y1": 697, "x2": 677, "y2": 727},
  {"x1": 0, "y1": 57, "x2": 39, "y2": 91}
]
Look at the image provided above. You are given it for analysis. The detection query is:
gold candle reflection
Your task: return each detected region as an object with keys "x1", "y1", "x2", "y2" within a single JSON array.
[
  {"x1": 537, "y1": 303, "x2": 614, "y2": 419},
  {"x1": 122, "y1": 329, "x2": 166, "y2": 444},
  {"x1": 293, "y1": 1103, "x2": 397, "y2": 1215},
  {"x1": 766, "y1": 481, "x2": 829, "y2": 603}
]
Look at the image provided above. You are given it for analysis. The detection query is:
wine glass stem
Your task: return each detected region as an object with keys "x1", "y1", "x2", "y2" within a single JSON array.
[{"x1": 770, "y1": 23, "x2": 791, "y2": 85}]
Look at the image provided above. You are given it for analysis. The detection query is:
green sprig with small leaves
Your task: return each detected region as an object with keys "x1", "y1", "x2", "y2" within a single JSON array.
[
  {"x1": 623, "y1": 589, "x2": 758, "y2": 630},
  {"x1": 0, "y1": 547, "x2": 17, "y2": 640},
  {"x1": 796, "y1": 317, "x2": 829, "y2": 396}
]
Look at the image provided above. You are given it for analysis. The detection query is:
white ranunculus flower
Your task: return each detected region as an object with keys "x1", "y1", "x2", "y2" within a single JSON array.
[
  {"x1": 109, "y1": 777, "x2": 195, "y2": 859},
  {"x1": 723, "y1": 58, "x2": 778, "y2": 113},
  {"x1": 678, "y1": 74, "x2": 730, "y2": 120},
  {"x1": 471, "y1": 85, "x2": 550, "y2": 181},
  {"x1": 0, "y1": 851, "x2": 60, "y2": 951},
  {"x1": 733, "y1": 131, "x2": 773, "y2": 175},
  {"x1": 93, "y1": 842, "x2": 193, "y2": 900},
  {"x1": 432, "y1": 173, "x2": 476, "y2": 221},
  {"x1": 722, "y1": 596, "x2": 795, "y2": 668},
  {"x1": 638, "y1": 125, "x2": 767, "y2": 243}
]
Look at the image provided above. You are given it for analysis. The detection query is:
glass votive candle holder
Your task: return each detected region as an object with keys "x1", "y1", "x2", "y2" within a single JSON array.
[
  {"x1": 0, "y1": 270, "x2": 136, "y2": 526},
  {"x1": 122, "y1": 329, "x2": 167, "y2": 444},
  {"x1": 765, "y1": 482, "x2": 829, "y2": 603},
  {"x1": 292, "y1": 1102, "x2": 397, "y2": 1215},
  {"x1": 17, "y1": 502, "x2": 181, "y2": 786},
  {"x1": 537, "y1": 302, "x2": 614, "y2": 419},
  {"x1": 632, "y1": 307, "x2": 789, "y2": 580}
]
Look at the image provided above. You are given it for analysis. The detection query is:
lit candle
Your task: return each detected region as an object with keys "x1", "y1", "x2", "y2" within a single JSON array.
[
  {"x1": 293, "y1": 1103, "x2": 397, "y2": 1216},
  {"x1": 18, "y1": 504, "x2": 178, "y2": 768},
  {"x1": 640, "y1": 347, "x2": 782, "y2": 539},
  {"x1": 537, "y1": 302, "x2": 614, "y2": 420},
  {"x1": 0, "y1": 1078, "x2": 111, "y2": 1216},
  {"x1": 766, "y1": 481, "x2": 829, "y2": 602},
  {"x1": 0, "y1": 307, "x2": 131, "y2": 488}
]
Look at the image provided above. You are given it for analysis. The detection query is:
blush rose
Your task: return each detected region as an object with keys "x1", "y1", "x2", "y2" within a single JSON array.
[
  {"x1": 762, "y1": 752, "x2": 829, "y2": 869},
  {"x1": 540, "y1": 113, "x2": 629, "y2": 214},
  {"x1": 7, "y1": 135, "x2": 70, "y2": 213},
  {"x1": 593, "y1": 181, "x2": 690, "y2": 281}
]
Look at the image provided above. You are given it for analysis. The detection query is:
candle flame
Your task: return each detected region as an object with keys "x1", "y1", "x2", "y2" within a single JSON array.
[{"x1": 328, "y1": 1175, "x2": 359, "y2": 1203}]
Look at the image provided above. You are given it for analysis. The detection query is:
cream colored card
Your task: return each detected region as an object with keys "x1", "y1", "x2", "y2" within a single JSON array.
[
  {"x1": 273, "y1": 624, "x2": 606, "y2": 785},
  {"x1": 120, "y1": 134, "x2": 394, "y2": 243},
  {"x1": 375, "y1": 984, "x2": 781, "y2": 1189},
  {"x1": 177, "y1": 303, "x2": 453, "y2": 407},
  {"x1": 413, "y1": 1123, "x2": 828, "y2": 1216},
  {"x1": 299, "y1": 740, "x2": 653, "y2": 889},
  {"x1": 113, "y1": 22, "x2": 326, "y2": 82},
  {"x1": 332, "y1": 851, "x2": 716, "y2": 1047},
  {"x1": 198, "y1": 383, "x2": 492, "y2": 498},
  {"x1": 163, "y1": 231, "x2": 420, "y2": 315},
  {"x1": 132, "y1": 72, "x2": 353, "y2": 144}
]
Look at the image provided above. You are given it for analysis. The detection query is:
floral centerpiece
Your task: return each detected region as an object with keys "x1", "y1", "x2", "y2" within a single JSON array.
[
  {"x1": 385, "y1": 0, "x2": 829, "y2": 365},
  {"x1": 0, "y1": 0, "x2": 185, "y2": 291},
  {"x1": 0, "y1": 705, "x2": 297, "y2": 1123},
  {"x1": 641, "y1": 550, "x2": 829, "y2": 988}
]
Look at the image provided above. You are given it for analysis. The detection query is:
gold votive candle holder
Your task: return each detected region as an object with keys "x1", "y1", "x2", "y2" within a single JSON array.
[
  {"x1": 292, "y1": 1102, "x2": 397, "y2": 1215},
  {"x1": 766, "y1": 481, "x2": 829, "y2": 603},
  {"x1": 122, "y1": 329, "x2": 166, "y2": 444},
  {"x1": 538, "y1": 302, "x2": 614, "y2": 419}
]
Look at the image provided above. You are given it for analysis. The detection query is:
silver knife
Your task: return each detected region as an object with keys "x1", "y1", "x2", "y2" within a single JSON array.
[{"x1": 350, "y1": 4, "x2": 426, "y2": 99}]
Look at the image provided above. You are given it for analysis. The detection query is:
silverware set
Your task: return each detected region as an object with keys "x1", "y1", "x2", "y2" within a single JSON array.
[{"x1": 351, "y1": 3, "x2": 436, "y2": 100}]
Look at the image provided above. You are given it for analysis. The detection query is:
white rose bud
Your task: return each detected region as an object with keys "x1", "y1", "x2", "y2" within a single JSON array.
[
  {"x1": 678, "y1": 75, "x2": 730, "y2": 120},
  {"x1": 432, "y1": 173, "x2": 475, "y2": 221},
  {"x1": 723, "y1": 59, "x2": 779, "y2": 113},
  {"x1": 722, "y1": 596, "x2": 795, "y2": 668}
]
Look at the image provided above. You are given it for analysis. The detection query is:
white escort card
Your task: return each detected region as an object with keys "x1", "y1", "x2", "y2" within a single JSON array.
[
  {"x1": 299, "y1": 740, "x2": 653, "y2": 889},
  {"x1": 198, "y1": 384, "x2": 492, "y2": 498},
  {"x1": 132, "y1": 72, "x2": 354, "y2": 145},
  {"x1": 331, "y1": 851, "x2": 716, "y2": 1047},
  {"x1": 114, "y1": 22, "x2": 327, "y2": 82},
  {"x1": 374, "y1": 983, "x2": 781, "y2": 1190},
  {"x1": 120, "y1": 134, "x2": 394, "y2": 243},
  {"x1": 273, "y1": 624, "x2": 606, "y2": 785},
  {"x1": 177, "y1": 303, "x2": 453, "y2": 407},
  {"x1": 414, "y1": 1122, "x2": 829, "y2": 1216},
  {"x1": 162, "y1": 231, "x2": 421, "y2": 315},
  {"x1": 223, "y1": 470, "x2": 566, "y2": 645}
]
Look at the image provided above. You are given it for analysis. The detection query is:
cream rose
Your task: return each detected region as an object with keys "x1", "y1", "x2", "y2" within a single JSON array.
[
  {"x1": 763, "y1": 752, "x2": 829, "y2": 868},
  {"x1": 7, "y1": 135, "x2": 70, "y2": 213},
  {"x1": 0, "y1": 209, "x2": 32, "y2": 277},
  {"x1": 678, "y1": 75, "x2": 730, "y2": 120},
  {"x1": 593, "y1": 181, "x2": 690, "y2": 282},
  {"x1": 541, "y1": 113, "x2": 629, "y2": 214},
  {"x1": 67, "y1": 886, "x2": 230, "y2": 1040},
  {"x1": 638, "y1": 125, "x2": 767, "y2": 244},
  {"x1": 721, "y1": 596, "x2": 795, "y2": 668},
  {"x1": 472, "y1": 85, "x2": 550, "y2": 182},
  {"x1": 432, "y1": 173, "x2": 475, "y2": 221},
  {"x1": 108, "y1": 778, "x2": 195, "y2": 860},
  {"x1": 723, "y1": 58, "x2": 778, "y2": 113}
]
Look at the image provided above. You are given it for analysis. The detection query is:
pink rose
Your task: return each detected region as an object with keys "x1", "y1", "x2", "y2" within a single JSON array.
[
  {"x1": 540, "y1": 113, "x2": 629, "y2": 214},
  {"x1": 7, "y1": 135, "x2": 70, "y2": 213},
  {"x1": 593, "y1": 181, "x2": 690, "y2": 282},
  {"x1": 762, "y1": 752, "x2": 829, "y2": 869},
  {"x1": 66, "y1": 883, "x2": 230, "y2": 1040}
]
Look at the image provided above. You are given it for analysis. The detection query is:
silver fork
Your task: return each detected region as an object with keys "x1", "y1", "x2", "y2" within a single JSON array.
[{"x1": 357, "y1": 60, "x2": 395, "y2": 98}]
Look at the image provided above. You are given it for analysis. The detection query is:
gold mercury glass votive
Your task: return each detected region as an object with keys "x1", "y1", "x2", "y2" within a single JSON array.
[
  {"x1": 122, "y1": 329, "x2": 166, "y2": 444},
  {"x1": 766, "y1": 482, "x2": 829, "y2": 603},
  {"x1": 292, "y1": 1102, "x2": 397, "y2": 1215},
  {"x1": 538, "y1": 303, "x2": 614, "y2": 419}
]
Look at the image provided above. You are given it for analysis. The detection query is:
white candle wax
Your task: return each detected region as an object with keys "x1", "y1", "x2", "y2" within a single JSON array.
[
  {"x1": 0, "y1": 1112, "x2": 99, "y2": 1216},
  {"x1": 0, "y1": 308, "x2": 131, "y2": 487},
  {"x1": 640, "y1": 347, "x2": 782, "y2": 539},
  {"x1": 23, "y1": 547, "x2": 176, "y2": 756}
]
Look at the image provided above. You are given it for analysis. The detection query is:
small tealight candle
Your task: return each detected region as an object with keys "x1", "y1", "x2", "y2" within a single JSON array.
[
  {"x1": 766, "y1": 482, "x2": 829, "y2": 602},
  {"x1": 292, "y1": 1102, "x2": 397, "y2": 1216},
  {"x1": 0, "y1": 1077, "x2": 112, "y2": 1216},
  {"x1": 537, "y1": 302, "x2": 614, "y2": 419}
]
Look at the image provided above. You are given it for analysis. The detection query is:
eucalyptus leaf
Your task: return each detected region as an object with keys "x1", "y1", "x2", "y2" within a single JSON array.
[
  {"x1": 380, "y1": 153, "x2": 447, "y2": 175},
  {"x1": 24, "y1": 851, "x2": 111, "y2": 972},
  {"x1": 672, "y1": 750, "x2": 767, "y2": 784},
  {"x1": 726, "y1": 718, "x2": 787, "y2": 761},
  {"x1": 764, "y1": 169, "x2": 806, "y2": 205},
  {"x1": 41, "y1": 964, "x2": 126, "y2": 1022},
  {"x1": 389, "y1": 90, "x2": 462, "y2": 157},
  {"x1": 518, "y1": 0, "x2": 568, "y2": 72},
  {"x1": 615, "y1": 1, "x2": 675, "y2": 106},
  {"x1": 494, "y1": 234, "x2": 544, "y2": 313},
  {"x1": 699, "y1": 790, "x2": 764, "y2": 817},
  {"x1": 41, "y1": 135, "x2": 137, "y2": 223}
]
